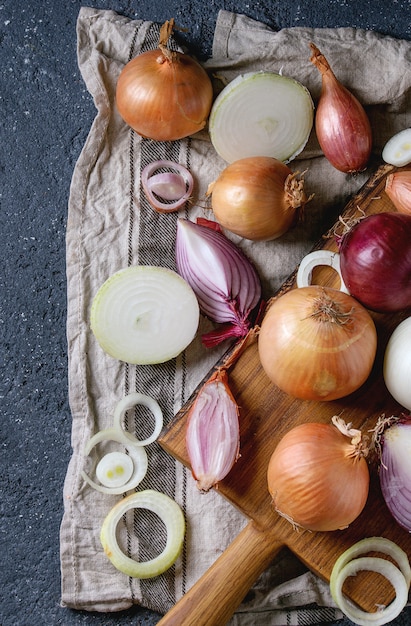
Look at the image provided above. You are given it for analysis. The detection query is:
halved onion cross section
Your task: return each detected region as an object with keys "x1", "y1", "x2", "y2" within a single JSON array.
[
  {"x1": 90, "y1": 265, "x2": 200, "y2": 365},
  {"x1": 209, "y1": 71, "x2": 314, "y2": 164}
]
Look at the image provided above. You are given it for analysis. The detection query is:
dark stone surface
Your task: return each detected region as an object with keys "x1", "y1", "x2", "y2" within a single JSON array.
[{"x1": 1, "y1": 1, "x2": 410, "y2": 625}]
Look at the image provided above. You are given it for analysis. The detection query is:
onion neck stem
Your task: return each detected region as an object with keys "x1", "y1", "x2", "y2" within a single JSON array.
[
  {"x1": 332, "y1": 415, "x2": 369, "y2": 459},
  {"x1": 285, "y1": 171, "x2": 313, "y2": 211},
  {"x1": 158, "y1": 18, "x2": 177, "y2": 63},
  {"x1": 308, "y1": 289, "x2": 353, "y2": 325},
  {"x1": 309, "y1": 42, "x2": 334, "y2": 78}
]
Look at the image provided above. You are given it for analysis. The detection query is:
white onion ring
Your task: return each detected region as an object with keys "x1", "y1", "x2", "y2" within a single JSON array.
[
  {"x1": 81, "y1": 427, "x2": 148, "y2": 495},
  {"x1": 100, "y1": 489, "x2": 185, "y2": 578},
  {"x1": 332, "y1": 557, "x2": 409, "y2": 625},
  {"x1": 113, "y1": 393, "x2": 164, "y2": 447},
  {"x1": 330, "y1": 537, "x2": 411, "y2": 626},
  {"x1": 141, "y1": 159, "x2": 194, "y2": 213},
  {"x1": 296, "y1": 249, "x2": 349, "y2": 294}
]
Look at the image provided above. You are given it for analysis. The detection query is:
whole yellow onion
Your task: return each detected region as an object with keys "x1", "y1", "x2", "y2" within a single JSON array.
[{"x1": 209, "y1": 156, "x2": 310, "y2": 241}]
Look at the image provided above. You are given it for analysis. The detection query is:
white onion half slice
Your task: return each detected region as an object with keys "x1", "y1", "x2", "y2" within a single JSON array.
[
  {"x1": 382, "y1": 128, "x2": 411, "y2": 167},
  {"x1": 209, "y1": 71, "x2": 314, "y2": 164},
  {"x1": 90, "y1": 266, "x2": 200, "y2": 365}
]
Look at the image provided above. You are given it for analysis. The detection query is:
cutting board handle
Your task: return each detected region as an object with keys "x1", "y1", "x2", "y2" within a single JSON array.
[{"x1": 157, "y1": 520, "x2": 283, "y2": 626}]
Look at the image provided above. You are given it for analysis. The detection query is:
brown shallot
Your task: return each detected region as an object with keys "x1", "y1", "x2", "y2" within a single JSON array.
[{"x1": 310, "y1": 43, "x2": 372, "y2": 173}]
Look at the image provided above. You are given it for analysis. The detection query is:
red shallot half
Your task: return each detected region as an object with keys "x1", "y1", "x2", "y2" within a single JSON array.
[
  {"x1": 141, "y1": 160, "x2": 194, "y2": 213},
  {"x1": 310, "y1": 43, "x2": 372, "y2": 173},
  {"x1": 185, "y1": 368, "x2": 240, "y2": 492},
  {"x1": 175, "y1": 218, "x2": 262, "y2": 347},
  {"x1": 373, "y1": 414, "x2": 411, "y2": 532}
]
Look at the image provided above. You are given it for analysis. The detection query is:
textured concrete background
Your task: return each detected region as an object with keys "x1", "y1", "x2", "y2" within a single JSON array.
[{"x1": 1, "y1": 1, "x2": 411, "y2": 625}]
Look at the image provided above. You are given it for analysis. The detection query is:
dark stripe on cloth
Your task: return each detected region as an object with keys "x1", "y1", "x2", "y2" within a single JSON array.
[{"x1": 123, "y1": 20, "x2": 188, "y2": 613}]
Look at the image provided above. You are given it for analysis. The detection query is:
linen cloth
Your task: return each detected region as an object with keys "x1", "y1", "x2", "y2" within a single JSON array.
[{"x1": 60, "y1": 7, "x2": 411, "y2": 623}]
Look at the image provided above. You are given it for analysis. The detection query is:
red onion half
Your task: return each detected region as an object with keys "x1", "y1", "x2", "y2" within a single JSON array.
[
  {"x1": 338, "y1": 212, "x2": 411, "y2": 313},
  {"x1": 175, "y1": 218, "x2": 262, "y2": 347},
  {"x1": 373, "y1": 415, "x2": 411, "y2": 532}
]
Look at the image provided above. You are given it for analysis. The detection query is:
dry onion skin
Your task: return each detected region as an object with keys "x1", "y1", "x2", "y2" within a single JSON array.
[
  {"x1": 209, "y1": 156, "x2": 311, "y2": 241},
  {"x1": 258, "y1": 286, "x2": 377, "y2": 401},
  {"x1": 90, "y1": 265, "x2": 199, "y2": 365},
  {"x1": 209, "y1": 71, "x2": 314, "y2": 164},
  {"x1": 267, "y1": 417, "x2": 370, "y2": 532},
  {"x1": 116, "y1": 19, "x2": 213, "y2": 141}
]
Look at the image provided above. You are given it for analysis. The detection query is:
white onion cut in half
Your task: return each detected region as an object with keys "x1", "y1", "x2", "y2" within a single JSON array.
[
  {"x1": 382, "y1": 128, "x2": 411, "y2": 167},
  {"x1": 90, "y1": 266, "x2": 200, "y2": 365},
  {"x1": 209, "y1": 71, "x2": 314, "y2": 164}
]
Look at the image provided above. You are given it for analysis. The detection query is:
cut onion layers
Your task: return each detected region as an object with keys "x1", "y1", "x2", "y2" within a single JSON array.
[{"x1": 90, "y1": 265, "x2": 200, "y2": 365}]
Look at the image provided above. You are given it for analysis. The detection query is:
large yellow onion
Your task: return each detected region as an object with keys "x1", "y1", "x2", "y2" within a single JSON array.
[
  {"x1": 209, "y1": 156, "x2": 310, "y2": 241},
  {"x1": 267, "y1": 417, "x2": 370, "y2": 532},
  {"x1": 258, "y1": 286, "x2": 377, "y2": 401},
  {"x1": 116, "y1": 19, "x2": 213, "y2": 141}
]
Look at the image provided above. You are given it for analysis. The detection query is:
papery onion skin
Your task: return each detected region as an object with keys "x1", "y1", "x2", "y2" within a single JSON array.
[
  {"x1": 385, "y1": 170, "x2": 411, "y2": 216},
  {"x1": 338, "y1": 212, "x2": 411, "y2": 313},
  {"x1": 267, "y1": 419, "x2": 370, "y2": 532},
  {"x1": 310, "y1": 43, "x2": 372, "y2": 173},
  {"x1": 116, "y1": 20, "x2": 213, "y2": 141},
  {"x1": 209, "y1": 156, "x2": 310, "y2": 241},
  {"x1": 258, "y1": 286, "x2": 377, "y2": 401}
]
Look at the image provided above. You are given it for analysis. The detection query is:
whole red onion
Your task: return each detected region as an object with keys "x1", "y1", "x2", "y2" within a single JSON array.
[{"x1": 338, "y1": 212, "x2": 411, "y2": 312}]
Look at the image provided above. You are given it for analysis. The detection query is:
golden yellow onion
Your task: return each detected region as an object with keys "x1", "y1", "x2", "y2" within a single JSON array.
[
  {"x1": 267, "y1": 417, "x2": 370, "y2": 532},
  {"x1": 209, "y1": 156, "x2": 310, "y2": 241},
  {"x1": 116, "y1": 19, "x2": 213, "y2": 141},
  {"x1": 258, "y1": 286, "x2": 377, "y2": 401}
]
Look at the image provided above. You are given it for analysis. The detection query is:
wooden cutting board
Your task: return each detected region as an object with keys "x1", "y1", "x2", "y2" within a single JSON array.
[{"x1": 158, "y1": 163, "x2": 411, "y2": 626}]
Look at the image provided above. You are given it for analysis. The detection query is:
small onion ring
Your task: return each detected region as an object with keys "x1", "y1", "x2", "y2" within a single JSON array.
[
  {"x1": 296, "y1": 250, "x2": 349, "y2": 294},
  {"x1": 96, "y1": 451, "x2": 134, "y2": 488},
  {"x1": 331, "y1": 557, "x2": 408, "y2": 626},
  {"x1": 100, "y1": 489, "x2": 185, "y2": 578},
  {"x1": 113, "y1": 393, "x2": 164, "y2": 447},
  {"x1": 141, "y1": 160, "x2": 194, "y2": 213},
  {"x1": 81, "y1": 427, "x2": 148, "y2": 495}
]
